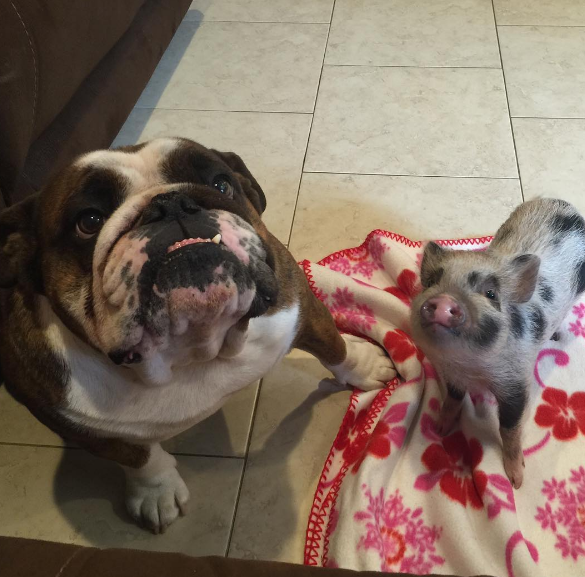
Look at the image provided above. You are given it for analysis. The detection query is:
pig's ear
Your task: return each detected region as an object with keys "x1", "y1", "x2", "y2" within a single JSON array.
[
  {"x1": 508, "y1": 254, "x2": 540, "y2": 303},
  {"x1": 420, "y1": 242, "x2": 446, "y2": 288}
]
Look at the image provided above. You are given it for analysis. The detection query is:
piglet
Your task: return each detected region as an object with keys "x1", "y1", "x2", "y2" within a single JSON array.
[{"x1": 411, "y1": 198, "x2": 585, "y2": 488}]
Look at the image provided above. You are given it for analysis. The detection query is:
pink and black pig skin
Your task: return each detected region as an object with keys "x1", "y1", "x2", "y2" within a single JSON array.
[{"x1": 411, "y1": 198, "x2": 585, "y2": 489}]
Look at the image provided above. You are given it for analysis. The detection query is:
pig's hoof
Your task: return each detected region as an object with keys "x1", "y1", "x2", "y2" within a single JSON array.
[
  {"x1": 437, "y1": 416, "x2": 457, "y2": 437},
  {"x1": 328, "y1": 335, "x2": 397, "y2": 391},
  {"x1": 504, "y1": 454, "x2": 525, "y2": 489},
  {"x1": 437, "y1": 404, "x2": 461, "y2": 436}
]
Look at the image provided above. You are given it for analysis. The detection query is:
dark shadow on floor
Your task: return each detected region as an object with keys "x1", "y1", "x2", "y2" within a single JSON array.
[{"x1": 111, "y1": 12, "x2": 203, "y2": 146}]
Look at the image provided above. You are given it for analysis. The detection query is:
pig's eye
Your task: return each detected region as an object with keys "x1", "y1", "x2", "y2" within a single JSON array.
[{"x1": 485, "y1": 289, "x2": 497, "y2": 300}]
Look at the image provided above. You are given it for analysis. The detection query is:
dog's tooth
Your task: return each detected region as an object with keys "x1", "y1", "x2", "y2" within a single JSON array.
[{"x1": 212, "y1": 234, "x2": 221, "y2": 244}]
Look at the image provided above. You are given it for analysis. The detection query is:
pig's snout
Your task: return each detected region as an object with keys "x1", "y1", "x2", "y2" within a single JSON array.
[{"x1": 420, "y1": 295, "x2": 465, "y2": 329}]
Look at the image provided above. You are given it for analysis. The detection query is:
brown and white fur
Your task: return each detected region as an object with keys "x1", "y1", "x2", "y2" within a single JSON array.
[
  {"x1": 0, "y1": 138, "x2": 394, "y2": 533},
  {"x1": 411, "y1": 198, "x2": 585, "y2": 489}
]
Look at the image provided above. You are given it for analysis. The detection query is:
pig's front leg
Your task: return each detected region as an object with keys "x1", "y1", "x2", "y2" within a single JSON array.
[
  {"x1": 438, "y1": 382, "x2": 465, "y2": 436},
  {"x1": 497, "y1": 387, "x2": 527, "y2": 489}
]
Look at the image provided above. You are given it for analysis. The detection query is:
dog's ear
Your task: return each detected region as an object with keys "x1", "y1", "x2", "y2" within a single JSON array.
[
  {"x1": 0, "y1": 194, "x2": 39, "y2": 288},
  {"x1": 211, "y1": 150, "x2": 267, "y2": 214}
]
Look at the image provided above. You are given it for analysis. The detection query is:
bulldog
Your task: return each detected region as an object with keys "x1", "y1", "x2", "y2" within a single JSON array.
[{"x1": 0, "y1": 138, "x2": 394, "y2": 533}]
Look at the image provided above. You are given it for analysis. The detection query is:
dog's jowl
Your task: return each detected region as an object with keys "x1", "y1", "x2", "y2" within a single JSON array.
[{"x1": 0, "y1": 138, "x2": 394, "y2": 533}]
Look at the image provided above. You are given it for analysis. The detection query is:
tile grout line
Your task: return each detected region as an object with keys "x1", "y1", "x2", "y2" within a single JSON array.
[
  {"x1": 0, "y1": 440, "x2": 246, "y2": 460},
  {"x1": 301, "y1": 170, "x2": 520, "y2": 180},
  {"x1": 134, "y1": 107, "x2": 585, "y2": 121},
  {"x1": 498, "y1": 24, "x2": 585, "y2": 28},
  {"x1": 186, "y1": 19, "x2": 333, "y2": 25},
  {"x1": 286, "y1": 0, "x2": 337, "y2": 247},
  {"x1": 0, "y1": 441, "x2": 81, "y2": 451},
  {"x1": 325, "y1": 63, "x2": 502, "y2": 70},
  {"x1": 491, "y1": 0, "x2": 525, "y2": 203},
  {"x1": 133, "y1": 106, "x2": 314, "y2": 115},
  {"x1": 512, "y1": 116, "x2": 585, "y2": 121},
  {"x1": 169, "y1": 452, "x2": 245, "y2": 460},
  {"x1": 224, "y1": 378, "x2": 264, "y2": 556},
  {"x1": 224, "y1": 1, "x2": 338, "y2": 553},
  {"x1": 176, "y1": 18, "x2": 585, "y2": 29}
]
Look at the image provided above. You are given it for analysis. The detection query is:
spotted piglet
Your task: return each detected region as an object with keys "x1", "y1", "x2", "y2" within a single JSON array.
[{"x1": 410, "y1": 198, "x2": 585, "y2": 489}]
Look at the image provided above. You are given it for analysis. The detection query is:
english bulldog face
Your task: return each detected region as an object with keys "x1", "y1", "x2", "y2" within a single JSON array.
[{"x1": 0, "y1": 138, "x2": 278, "y2": 384}]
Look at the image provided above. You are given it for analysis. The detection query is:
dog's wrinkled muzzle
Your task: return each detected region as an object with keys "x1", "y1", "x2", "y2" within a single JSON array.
[{"x1": 97, "y1": 190, "x2": 278, "y2": 369}]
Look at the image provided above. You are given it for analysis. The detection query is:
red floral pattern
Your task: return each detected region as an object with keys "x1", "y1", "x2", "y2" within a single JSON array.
[
  {"x1": 536, "y1": 468, "x2": 585, "y2": 560},
  {"x1": 570, "y1": 304, "x2": 585, "y2": 338},
  {"x1": 384, "y1": 329, "x2": 424, "y2": 364},
  {"x1": 384, "y1": 269, "x2": 420, "y2": 306},
  {"x1": 328, "y1": 287, "x2": 376, "y2": 333},
  {"x1": 303, "y1": 229, "x2": 585, "y2": 575},
  {"x1": 569, "y1": 319, "x2": 585, "y2": 338},
  {"x1": 355, "y1": 487, "x2": 444, "y2": 574},
  {"x1": 334, "y1": 402, "x2": 408, "y2": 474},
  {"x1": 329, "y1": 257, "x2": 352, "y2": 276},
  {"x1": 415, "y1": 431, "x2": 488, "y2": 509},
  {"x1": 334, "y1": 408, "x2": 369, "y2": 471},
  {"x1": 368, "y1": 236, "x2": 389, "y2": 266},
  {"x1": 574, "y1": 303, "x2": 585, "y2": 319},
  {"x1": 326, "y1": 236, "x2": 389, "y2": 280},
  {"x1": 535, "y1": 388, "x2": 585, "y2": 441}
]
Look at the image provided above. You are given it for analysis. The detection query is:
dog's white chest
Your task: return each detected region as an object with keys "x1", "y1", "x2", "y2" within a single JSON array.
[{"x1": 56, "y1": 304, "x2": 300, "y2": 441}]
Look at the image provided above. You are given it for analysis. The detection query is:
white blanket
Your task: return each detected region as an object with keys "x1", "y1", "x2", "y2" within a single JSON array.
[{"x1": 302, "y1": 231, "x2": 585, "y2": 577}]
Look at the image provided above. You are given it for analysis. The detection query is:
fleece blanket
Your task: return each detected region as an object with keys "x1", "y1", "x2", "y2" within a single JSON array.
[{"x1": 302, "y1": 231, "x2": 585, "y2": 577}]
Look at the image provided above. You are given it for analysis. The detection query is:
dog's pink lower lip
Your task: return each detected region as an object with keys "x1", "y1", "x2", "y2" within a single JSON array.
[{"x1": 167, "y1": 238, "x2": 211, "y2": 253}]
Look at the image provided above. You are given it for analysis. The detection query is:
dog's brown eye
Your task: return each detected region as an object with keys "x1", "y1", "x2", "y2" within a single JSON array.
[
  {"x1": 485, "y1": 289, "x2": 497, "y2": 300},
  {"x1": 76, "y1": 210, "x2": 105, "y2": 239},
  {"x1": 212, "y1": 175, "x2": 233, "y2": 197}
]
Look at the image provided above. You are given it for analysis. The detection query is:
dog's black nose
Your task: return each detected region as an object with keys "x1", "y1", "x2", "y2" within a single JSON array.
[{"x1": 141, "y1": 191, "x2": 201, "y2": 225}]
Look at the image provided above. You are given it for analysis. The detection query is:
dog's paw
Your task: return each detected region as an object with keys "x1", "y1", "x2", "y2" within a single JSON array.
[
  {"x1": 125, "y1": 467, "x2": 190, "y2": 534},
  {"x1": 329, "y1": 335, "x2": 396, "y2": 391}
]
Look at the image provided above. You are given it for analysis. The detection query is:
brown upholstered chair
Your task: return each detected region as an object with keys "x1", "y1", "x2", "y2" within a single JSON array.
[
  {"x1": 0, "y1": 536, "x2": 492, "y2": 577},
  {"x1": 0, "y1": 0, "x2": 191, "y2": 209}
]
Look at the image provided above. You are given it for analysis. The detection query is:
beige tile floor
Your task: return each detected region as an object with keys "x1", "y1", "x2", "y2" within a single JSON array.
[{"x1": 2, "y1": 0, "x2": 585, "y2": 565}]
